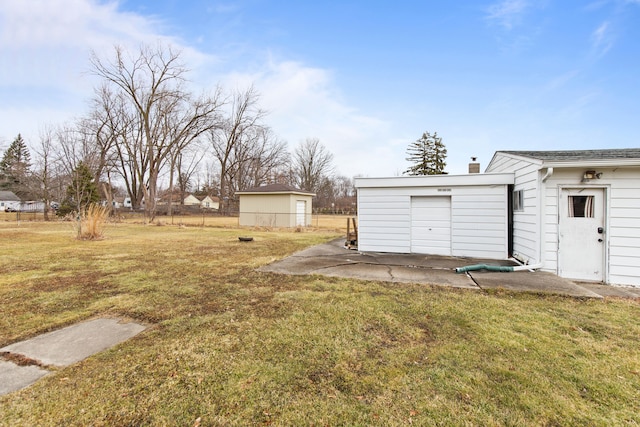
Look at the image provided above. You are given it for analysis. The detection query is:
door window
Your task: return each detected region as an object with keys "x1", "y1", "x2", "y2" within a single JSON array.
[{"x1": 568, "y1": 195, "x2": 594, "y2": 218}]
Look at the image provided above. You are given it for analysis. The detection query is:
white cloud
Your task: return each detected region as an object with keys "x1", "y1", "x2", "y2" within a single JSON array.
[
  {"x1": 486, "y1": 0, "x2": 529, "y2": 30},
  {"x1": 591, "y1": 21, "x2": 614, "y2": 58},
  {"x1": 0, "y1": 1, "x2": 411, "y2": 177},
  {"x1": 0, "y1": 0, "x2": 209, "y2": 145},
  {"x1": 0, "y1": 0, "x2": 208, "y2": 86},
  {"x1": 216, "y1": 58, "x2": 399, "y2": 176},
  {"x1": 0, "y1": 0, "x2": 179, "y2": 59}
]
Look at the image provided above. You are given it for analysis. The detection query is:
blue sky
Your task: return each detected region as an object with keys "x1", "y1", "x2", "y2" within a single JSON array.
[{"x1": 1, "y1": 0, "x2": 639, "y2": 177}]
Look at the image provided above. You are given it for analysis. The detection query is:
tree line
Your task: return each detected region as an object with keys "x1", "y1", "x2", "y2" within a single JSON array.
[{"x1": 0, "y1": 43, "x2": 356, "y2": 220}]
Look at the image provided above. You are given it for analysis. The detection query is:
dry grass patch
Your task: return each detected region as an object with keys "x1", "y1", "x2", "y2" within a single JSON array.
[
  {"x1": 117, "y1": 213, "x2": 353, "y2": 233},
  {"x1": 0, "y1": 222, "x2": 639, "y2": 426}
]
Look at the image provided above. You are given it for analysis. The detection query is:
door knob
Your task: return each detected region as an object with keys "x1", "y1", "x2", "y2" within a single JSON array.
[{"x1": 597, "y1": 227, "x2": 604, "y2": 234}]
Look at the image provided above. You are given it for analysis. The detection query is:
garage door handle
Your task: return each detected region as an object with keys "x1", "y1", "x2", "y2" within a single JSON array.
[{"x1": 598, "y1": 238, "x2": 603, "y2": 242}]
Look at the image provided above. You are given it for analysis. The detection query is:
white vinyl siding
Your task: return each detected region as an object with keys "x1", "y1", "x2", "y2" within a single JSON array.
[
  {"x1": 597, "y1": 168, "x2": 640, "y2": 286},
  {"x1": 356, "y1": 176, "x2": 512, "y2": 259},
  {"x1": 450, "y1": 187, "x2": 508, "y2": 258},
  {"x1": 357, "y1": 193, "x2": 411, "y2": 252},
  {"x1": 541, "y1": 167, "x2": 640, "y2": 286},
  {"x1": 486, "y1": 153, "x2": 541, "y2": 264}
]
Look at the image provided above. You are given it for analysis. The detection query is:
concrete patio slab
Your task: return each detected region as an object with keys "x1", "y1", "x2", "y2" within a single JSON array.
[
  {"x1": 260, "y1": 239, "x2": 619, "y2": 299},
  {"x1": 314, "y1": 263, "x2": 479, "y2": 289}
]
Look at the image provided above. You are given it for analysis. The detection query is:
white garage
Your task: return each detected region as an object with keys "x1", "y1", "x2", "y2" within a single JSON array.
[{"x1": 354, "y1": 173, "x2": 514, "y2": 259}]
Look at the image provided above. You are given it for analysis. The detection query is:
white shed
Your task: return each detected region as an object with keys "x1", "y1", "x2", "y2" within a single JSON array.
[
  {"x1": 487, "y1": 149, "x2": 640, "y2": 287},
  {"x1": 236, "y1": 184, "x2": 315, "y2": 228},
  {"x1": 355, "y1": 173, "x2": 514, "y2": 259}
]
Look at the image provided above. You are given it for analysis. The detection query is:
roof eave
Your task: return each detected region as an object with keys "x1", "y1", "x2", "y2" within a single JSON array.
[
  {"x1": 355, "y1": 173, "x2": 514, "y2": 188},
  {"x1": 541, "y1": 159, "x2": 640, "y2": 168}
]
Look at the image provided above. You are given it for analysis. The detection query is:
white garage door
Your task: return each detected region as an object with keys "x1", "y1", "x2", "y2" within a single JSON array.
[
  {"x1": 296, "y1": 200, "x2": 306, "y2": 226},
  {"x1": 410, "y1": 196, "x2": 451, "y2": 255}
]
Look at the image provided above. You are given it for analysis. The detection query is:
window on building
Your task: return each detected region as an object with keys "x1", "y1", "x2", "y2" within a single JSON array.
[
  {"x1": 568, "y1": 195, "x2": 594, "y2": 218},
  {"x1": 513, "y1": 190, "x2": 524, "y2": 212}
]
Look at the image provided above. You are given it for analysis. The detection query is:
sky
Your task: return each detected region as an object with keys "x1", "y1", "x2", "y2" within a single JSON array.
[{"x1": 1, "y1": 0, "x2": 639, "y2": 177}]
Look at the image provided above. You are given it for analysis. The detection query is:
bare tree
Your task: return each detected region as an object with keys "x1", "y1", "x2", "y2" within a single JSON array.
[
  {"x1": 233, "y1": 126, "x2": 289, "y2": 192},
  {"x1": 196, "y1": 163, "x2": 220, "y2": 196},
  {"x1": 333, "y1": 175, "x2": 355, "y2": 199},
  {"x1": 208, "y1": 85, "x2": 266, "y2": 213},
  {"x1": 89, "y1": 43, "x2": 223, "y2": 220},
  {"x1": 77, "y1": 86, "x2": 123, "y2": 213},
  {"x1": 32, "y1": 127, "x2": 57, "y2": 220},
  {"x1": 291, "y1": 137, "x2": 335, "y2": 193},
  {"x1": 164, "y1": 144, "x2": 205, "y2": 215}
]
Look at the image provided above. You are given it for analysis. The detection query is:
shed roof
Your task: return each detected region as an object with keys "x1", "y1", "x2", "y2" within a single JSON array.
[
  {"x1": 236, "y1": 184, "x2": 315, "y2": 196},
  {"x1": 0, "y1": 191, "x2": 21, "y2": 201},
  {"x1": 498, "y1": 148, "x2": 640, "y2": 161}
]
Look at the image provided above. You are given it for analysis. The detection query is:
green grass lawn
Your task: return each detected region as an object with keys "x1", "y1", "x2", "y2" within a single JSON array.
[{"x1": 1, "y1": 221, "x2": 639, "y2": 426}]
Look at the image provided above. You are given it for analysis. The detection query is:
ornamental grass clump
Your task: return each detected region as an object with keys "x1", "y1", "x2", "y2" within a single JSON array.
[{"x1": 75, "y1": 203, "x2": 110, "y2": 240}]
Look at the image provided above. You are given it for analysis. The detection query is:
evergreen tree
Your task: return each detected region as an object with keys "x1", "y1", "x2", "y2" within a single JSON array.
[
  {"x1": 58, "y1": 162, "x2": 100, "y2": 216},
  {"x1": 0, "y1": 134, "x2": 32, "y2": 194},
  {"x1": 404, "y1": 131, "x2": 447, "y2": 176}
]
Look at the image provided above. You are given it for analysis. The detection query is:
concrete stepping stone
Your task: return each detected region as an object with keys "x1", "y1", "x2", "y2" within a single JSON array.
[
  {"x1": 0, "y1": 360, "x2": 50, "y2": 396},
  {"x1": 0, "y1": 318, "x2": 146, "y2": 395}
]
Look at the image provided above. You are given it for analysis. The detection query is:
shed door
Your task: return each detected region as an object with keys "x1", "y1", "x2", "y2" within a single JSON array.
[
  {"x1": 559, "y1": 188, "x2": 605, "y2": 282},
  {"x1": 411, "y1": 196, "x2": 451, "y2": 255},
  {"x1": 296, "y1": 200, "x2": 306, "y2": 226}
]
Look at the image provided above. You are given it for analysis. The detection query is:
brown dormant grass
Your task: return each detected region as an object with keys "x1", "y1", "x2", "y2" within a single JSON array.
[
  {"x1": 0, "y1": 221, "x2": 638, "y2": 426},
  {"x1": 119, "y1": 213, "x2": 353, "y2": 233}
]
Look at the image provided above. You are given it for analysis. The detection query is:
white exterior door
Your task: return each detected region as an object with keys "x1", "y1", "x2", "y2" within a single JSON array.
[
  {"x1": 559, "y1": 188, "x2": 605, "y2": 282},
  {"x1": 411, "y1": 196, "x2": 451, "y2": 255},
  {"x1": 295, "y1": 200, "x2": 306, "y2": 226}
]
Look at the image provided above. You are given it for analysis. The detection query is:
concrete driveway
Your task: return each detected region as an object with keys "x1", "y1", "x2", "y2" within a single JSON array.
[{"x1": 260, "y1": 239, "x2": 640, "y2": 299}]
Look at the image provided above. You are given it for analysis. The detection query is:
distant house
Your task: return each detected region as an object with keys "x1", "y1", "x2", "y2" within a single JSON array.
[
  {"x1": 199, "y1": 195, "x2": 219, "y2": 210},
  {"x1": 183, "y1": 194, "x2": 201, "y2": 206},
  {"x1": 181, "y1": 194, "x2": 220, "y2": 210},
  {"x1": 0, "y1": 191, "x2": 21, "y2": 212},
  {"x1": 111, "y1": 197, "x2": 125, "y2": 209},
  {"x1": 20, "y1": 200, "x2": 45, "y2": 212},
  {"x1": 236, "y1": 184, "x2": 315, "y2": 228}
]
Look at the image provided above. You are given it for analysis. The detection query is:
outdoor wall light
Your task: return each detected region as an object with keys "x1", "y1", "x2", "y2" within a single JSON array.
[{"x1": 582, "y1": 170, "x2": 602, "y2": 181}]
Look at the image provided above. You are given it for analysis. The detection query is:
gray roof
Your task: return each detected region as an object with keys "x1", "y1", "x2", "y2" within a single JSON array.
[
  {"x1": 237, "y1": 183, "x2": 314, "y2": 195},
  {"x1": 0, "y1": 191, "x2": 21, "y2": 201},
  {"x1": 499, "y1": 148, "x2": 640, "y2": 161}
]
